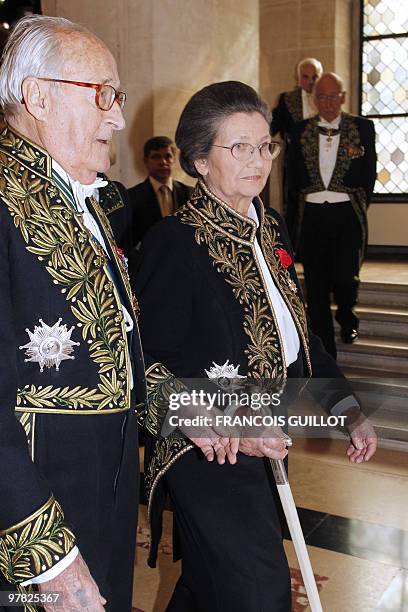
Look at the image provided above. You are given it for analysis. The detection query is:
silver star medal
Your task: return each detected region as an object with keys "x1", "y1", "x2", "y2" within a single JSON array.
[
  {"x1": 205, "y1": 359, "x2": 245, "y2": 389},
  {"x1": 19, "y1": 318, "x2": 80, "y2": 372}
]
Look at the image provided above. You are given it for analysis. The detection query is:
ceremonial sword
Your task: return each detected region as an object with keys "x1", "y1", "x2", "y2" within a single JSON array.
[{"x1": 270, "y1": 439, "x2": 323, "y2": 612}]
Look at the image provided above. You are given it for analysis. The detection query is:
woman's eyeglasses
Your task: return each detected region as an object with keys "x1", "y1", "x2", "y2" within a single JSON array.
[{"x1": 212, "y1": 141, "x2": 281, "y2": 161}]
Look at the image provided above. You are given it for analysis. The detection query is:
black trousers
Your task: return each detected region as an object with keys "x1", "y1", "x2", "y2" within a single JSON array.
[
  {"x1": 164, "y1": 448, "x2": 291, "y2": 612},
  {"x1": 0, "y1": 410, "x2": 139, "y2": 612},
  {"x1": 300, "y1": 201, "x2": 362, "y2": 359}
]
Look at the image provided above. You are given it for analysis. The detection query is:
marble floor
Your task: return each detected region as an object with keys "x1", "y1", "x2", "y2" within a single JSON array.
[
  {"x1": 359, "y1": 260, "x2": 408, "y2": 285},
  {"x1": 132, "y1": 439, "x2": 408, "y2": 611}
]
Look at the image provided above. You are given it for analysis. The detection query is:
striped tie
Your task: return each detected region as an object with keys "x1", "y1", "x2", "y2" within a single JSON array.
[{"x1": 51, "y1": 169, "x2": 77, "y2": 210}]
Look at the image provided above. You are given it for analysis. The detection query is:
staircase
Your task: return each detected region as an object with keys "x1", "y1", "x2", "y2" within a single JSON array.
[
  {"x1": 336, "y1": 281, "x2": 408, "y2": 375},
  {"x1": 295, "y1": 264, "x2": 408, "y2": 449},
  {"x1": 335, "y1": 280, "x2": 408, "y2": 447}
]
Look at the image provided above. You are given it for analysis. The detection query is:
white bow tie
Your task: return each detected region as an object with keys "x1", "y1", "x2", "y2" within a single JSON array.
[
  {"x1": 70, "y1": 177, "x2": 108, "y2": 204},
  {"x1": 318, "y1": 118, "x2": 341, "y2": 130}
]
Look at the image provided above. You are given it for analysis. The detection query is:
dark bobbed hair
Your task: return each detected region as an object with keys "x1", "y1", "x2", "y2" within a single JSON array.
[
  {"x1": 144, "y1": 136, "x2": 175, "y2": 158},
  {"x1": 175, "y1": 81, "x2": 271, "y2": 178}
]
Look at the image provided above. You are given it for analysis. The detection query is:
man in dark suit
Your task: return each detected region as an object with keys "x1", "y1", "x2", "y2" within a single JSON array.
[
  {"x1": 128, "y1": 136, "x2": 192, "y2": 246},
  {"x1": 0, "y1": 15, "x2": 146, "y2": 611},
  {"x1": 288, "y1": 72, "x2": 377, "y2": 359},
  {"x1": 271, "y1": 58, "x2": 323, "y2": 246}
]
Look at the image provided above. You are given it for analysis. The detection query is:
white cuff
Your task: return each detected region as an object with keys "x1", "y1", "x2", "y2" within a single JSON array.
[{"x1": 20, "y1": 546, "x2": 79, "y2": 585}]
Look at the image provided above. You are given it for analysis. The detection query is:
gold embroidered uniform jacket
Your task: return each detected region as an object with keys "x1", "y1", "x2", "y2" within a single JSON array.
[
  {"x1": 0, "y1": 127, "x2": 146, "y2": 586},
  {"x1": 134, "y1": 181, "x2": 353, "y2": 566},
  {"x1": 287, "y1": 112, "x2": 377, "y2": 256}
]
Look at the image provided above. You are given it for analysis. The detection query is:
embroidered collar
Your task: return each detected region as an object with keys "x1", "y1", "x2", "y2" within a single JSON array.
[
  {"x1": 186, "y1": 180, "x2": 265, "y2": 244},
  {"x1": 0, "y1": 125, "x2": 52, "y2": 177}
]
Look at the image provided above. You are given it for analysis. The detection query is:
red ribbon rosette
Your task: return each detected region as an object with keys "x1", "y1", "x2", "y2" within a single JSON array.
[{"x1": 275, "y1": 248, "x2": 292, "y2": 269}]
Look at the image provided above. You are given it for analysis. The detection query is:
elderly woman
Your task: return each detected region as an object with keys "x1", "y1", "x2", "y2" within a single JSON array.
[{"x1": 134, "y1": 81, "x2": 376, "y2": 612}]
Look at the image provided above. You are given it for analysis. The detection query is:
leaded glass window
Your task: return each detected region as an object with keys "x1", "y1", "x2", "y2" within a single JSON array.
[{"x1": 361, "y1": 0, "x2": 408, "y2": 198}]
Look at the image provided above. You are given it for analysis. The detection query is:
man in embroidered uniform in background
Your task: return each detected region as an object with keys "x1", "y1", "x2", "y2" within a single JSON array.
[
  {"x1": 127, "y1": 136, "x2": 192, "y2": 249},
  {"x1": 287, "y1": 72, "x2": 377, "y2": 358},
  {"x1": 271, "y1": 57, "x2": 323, "y2": 247},
  {"x1": 0, "y1": 15, "x2": 146, "y2": 611}
]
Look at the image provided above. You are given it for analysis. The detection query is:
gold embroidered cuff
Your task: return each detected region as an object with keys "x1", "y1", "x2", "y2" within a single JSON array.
[
  {"x1": 144, "y1": 363, "x2": 186, "y2": 437},
  {"x1": 0, "y1": 495, "x2": 76, "y2": 584}
]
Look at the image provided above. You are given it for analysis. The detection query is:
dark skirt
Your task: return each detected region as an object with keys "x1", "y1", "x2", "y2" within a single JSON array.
[
  {"x1": 0, "y1": 410, "x2": 139, "y2": 612},
  {"x1": 164, "y1": 448, "x2": 291, "y2": 612}
]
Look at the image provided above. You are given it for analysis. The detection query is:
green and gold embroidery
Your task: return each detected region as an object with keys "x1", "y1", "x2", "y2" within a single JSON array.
[
  {"x1": 144, "y1": 181, "x2": 312, "y2": 560},
  {"x1": 0, "y1": 128, "x2": 132, "y2": 414},
  {"x1": 300, "y1": 113, "x2": 362, "y2": 193},
  {"x1": 144, "y1": 363, "x2": 187, "y2": 437},
  {"x1": 261, "y1": 216, "x2": 311, "y2": 374},
  {"x1": 284, "y1": 87, "x2": 303, "y2": 124},
  {"x1": 299, "y1": 113, "x2": 368, "y2": 263},
  {"x1": 179, "y1": 181, "x2": 310, "y2": 380},
  {"x1": 143, "y1": 363, "x2": 193, "y2": 510},
  {"x1": 98, "y1": 179, "x2": 124, "y2": 216},
  {"x1": 146, "y1": 435, "x2": 193, "y2": 522},
  {"x1": 89, "y1": 195, "x2": 134, "y2": 302},
  {"x1": 0, "y1": 496, "x2": 75, "y2": 585},
  {"x1": 18, "y1": 413, "x2": 36, "y2": 461}
]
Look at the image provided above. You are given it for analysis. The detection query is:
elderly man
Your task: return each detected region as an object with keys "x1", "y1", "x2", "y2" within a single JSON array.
[
  {"x1": 272, "y1": 57, "x2": 323, "y2": 139},
  {"x1": 288, "y1": 72, "x2": 377, "y2": 358},
  {"x1": 0, "y1": 15, "x2": 145, "y2": 611},
  {"x1": 271, "y1": 57, "x2": 323, "y2": 246},
  {"x1": 127, "y1": 136, "x2": 192, "y2": 248}
]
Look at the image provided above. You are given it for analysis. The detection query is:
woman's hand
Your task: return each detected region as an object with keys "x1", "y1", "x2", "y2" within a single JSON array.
[{"x1": 239, "y1": 427, "x2": 290, "y2": 459}]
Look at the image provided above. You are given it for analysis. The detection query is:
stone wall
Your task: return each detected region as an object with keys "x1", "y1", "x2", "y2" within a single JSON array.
[{"x1": 42, "y1": 0, "x2": 259, "y2": 187}]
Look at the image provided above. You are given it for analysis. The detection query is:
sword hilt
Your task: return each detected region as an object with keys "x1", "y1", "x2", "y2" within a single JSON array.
[{"x1": 270, "y1": 432, "x2": 292, "y2": 485}]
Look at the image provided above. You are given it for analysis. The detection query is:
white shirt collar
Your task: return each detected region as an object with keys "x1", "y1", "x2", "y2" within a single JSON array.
[
  {"x1": 302, "y1": 89, "x2": 314, "y2": 101},
  {"x1": 52, "y1": 159, "x2": 71, "y2": 185},
  {"x1": 149, "y1": 175, "x2": 173, "y2": 194},
  {"x1": 52, "y1": 160, "x2": 107, "y2": 201},
  {"x1": 247, "y1": 202, "x2": 259, "y2": 228}
]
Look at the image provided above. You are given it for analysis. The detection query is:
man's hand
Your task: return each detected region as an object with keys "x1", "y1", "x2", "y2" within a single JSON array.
[
  {"x1": 177, "y1": 400, "x2": 239, "y2": 465},
  {"x1": 39, "y1": 553, "x2": 106, "y2": 611},
  {"x1": 344, "y1": 408, "x2": 378, "y2": 463},
  {"x1": 189, "y1": 434, "x2": 240, "y2": 465}
]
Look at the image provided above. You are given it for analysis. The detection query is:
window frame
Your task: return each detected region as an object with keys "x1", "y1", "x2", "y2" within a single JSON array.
[{"x1": 359, "y1": 0, "x2": 408, "y2": 203}]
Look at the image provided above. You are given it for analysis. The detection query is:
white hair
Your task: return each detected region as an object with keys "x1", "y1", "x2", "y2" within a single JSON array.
[
  {"x1": 0, "y1": 15, "x2": 90, "y2": 118},
  {"x1": 296, "y1": 57, "x2": 323, "y2": 80}
]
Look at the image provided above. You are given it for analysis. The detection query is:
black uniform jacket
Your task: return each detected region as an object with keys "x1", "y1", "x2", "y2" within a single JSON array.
[
  {"x1": 99, "y1": 180, "x2": 133, "y2": 255},
  {"x1": 0, "y1": 127, "x2": 146, "y2": 587},
  {"x1": 128, "y1": 177, "x2": 193, "y2": 247},
  {"x1": 271, "y1": 86, "x2": 303, "y2": 139},
  {"x1": 287, "y1": 112, "x2": 377, "y2": 256},
  {"x1": 134, "y1": 180, "x2": 354, "y2": 566}
]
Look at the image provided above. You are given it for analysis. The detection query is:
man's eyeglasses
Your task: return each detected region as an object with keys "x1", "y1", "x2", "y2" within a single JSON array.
[
  {"x1": 213, "y1": 141, "x2": 281, "y2": 162},
  {"x1": 316, "y1": 93, "x2": 343, "y2": 103},
  {"x1": 35, "y1": 78, "x2": 126, "y2": 111}
]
